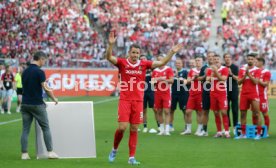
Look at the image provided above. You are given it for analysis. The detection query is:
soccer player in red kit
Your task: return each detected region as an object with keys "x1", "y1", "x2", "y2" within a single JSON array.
[
  {"x1": 256, "y1": 57, "x2": 271, "y2": 135},
  {"x1": 106, "y1": 32, "x2": 183, "y2": 165},
  {"x1": 236, "y1": 54, "x2": 263, "y2": 140},
  {"x1": 182, "y1": 56, "x2": 203, "y2": 135},
  {"x1": 151, "y1": 55, "x2": 174, "y2": 135},
  {"x1": 206, "y1": 55, "x2": 230, "y2": 138}
]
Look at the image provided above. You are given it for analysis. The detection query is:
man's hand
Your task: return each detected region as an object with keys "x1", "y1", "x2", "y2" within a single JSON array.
[
  {"x1": 228, "y1": 68, "x2": 233, "y2": 76},
  {"x1": 108, "y1": 31, "x2": 117, "y2": 45},
  {"x1": 152, "y1": 43, "x2": 184, "y2": 69},
  {"x1": 245, "y1": 66, "x2": 250, "y2": 76},
  {"x1": 171, "y1": 43, "x2": 183, "y2": 53},
  {"x1": 53, "y1": 97, "x2": 58, "y2": 105},
  {"x1": 211, "y1": 65, "x2": 218, "y2": 72},
  {"x1": 192, "y1": 75, "x2": 198, "y2": 81},
  {"x1": 106, "y1": 32, "x2": 118, "y2": 65}
]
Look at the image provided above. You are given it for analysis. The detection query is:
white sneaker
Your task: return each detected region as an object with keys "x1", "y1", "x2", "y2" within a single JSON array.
[
  {"x1": 254, "y1": 134, "x2": 261, "y2": 140},
  {"x1": 213, "y1": 132, "x2": 223, "y2": 138},
  {"x1": 0, "y1": 109, "x2": 4, "y2": 114},
  {"x1": 180, "y1": 129, "x2": 191, "y2": 135},
  {"x1": 16, "y1": 107, "x2": 20, "y2": 113},
  {"x1": 169, "y1": 127, "x2": 175, "y2": 132},
  {"x1": 194, "y1": 130, "x2": 201, "y2": 136},
  {"x1": 198, "y1": 131, "x2": 208, "y2": 137},
  {"x1": 157, "y1": 131, "x2": 164, "y2": 135},
  {"x1": 142, "y1": 128, "x2": 148, "y2": 133},
  {"x1": 48, "y1": 151, "x2": 59, "y2": 159},
  {"x1": 222, "y1": 129, "x2": 225, "y2": 135},
  {"x1": 149, "y1": 128, "x2": 158, "y2": 133},
  {"x1": 21, "y1": 153, "x2": 31, "y2": 160},
  {"x1": 158, "y1": 127, "x2": 161, "y2": 131},
  {"x1": 234, "y1": 134, "x2": 247, "y2": 140},
  {"x1": 164, "y1": 132, "x2": 171, "y2": 136},
  {"x1": 225, "y1": 132, "x2": 231, "y2": 139},
  {"x1": 137, "y1": 128, "x2": 141, "y2": 132},
  {"x1": 7, "y1": 111, "x2": 11, "y2": 115}
]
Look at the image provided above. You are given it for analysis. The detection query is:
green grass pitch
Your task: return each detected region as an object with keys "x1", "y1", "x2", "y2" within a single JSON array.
[{"x1": 0, "y1": 96, "x2": 275, "y2": 168}]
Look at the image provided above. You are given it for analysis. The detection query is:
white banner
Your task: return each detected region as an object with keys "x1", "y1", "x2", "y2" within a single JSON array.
[{"x1": 36, "y1": 102, "x2": 96, "y2": 159}]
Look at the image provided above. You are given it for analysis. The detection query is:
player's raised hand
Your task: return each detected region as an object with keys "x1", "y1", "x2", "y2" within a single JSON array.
[
  {"x1": 171, "y1": 43, "x2": 183, "y2": 53},
  {"x1": 108, "y1": 31, "x2": 117, "y2": 45}
]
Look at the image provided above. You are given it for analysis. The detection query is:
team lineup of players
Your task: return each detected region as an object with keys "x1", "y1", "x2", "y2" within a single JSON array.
[
  {"x1": 142, "y1": 52, "x2": 271, "y2": 140},
  {"x1": 106, "y1": 32, "x2": 271, "y2": 165}
]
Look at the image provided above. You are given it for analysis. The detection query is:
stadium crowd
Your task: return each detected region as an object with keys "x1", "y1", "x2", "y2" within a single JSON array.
[
  {"x1": 0, "y1": 0, "x2": 214, "y2": 68},
  {"x1": 0, "y1": 0, "x2": 106, "y2": 68},
  {"x1": 87, "y1": 0, "x2": 213, "y2": 62},
  {"x1": 220, "y1": 0, "x2": 276, "y2": 69}
]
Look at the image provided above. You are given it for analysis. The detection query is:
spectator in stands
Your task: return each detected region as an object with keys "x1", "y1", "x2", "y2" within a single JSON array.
[
  {"x1": 221, "y1": 0, "x2": 276, "y2": 68},
  {"x1": 0, "y1": 63, "x2": 5, "y2": 113},
  {"x1": 1, "y1": 65, "x2": 15, "y2": 114},
  {"x1": 15, "y1": 65, "x2": 23, "y2": 113}
]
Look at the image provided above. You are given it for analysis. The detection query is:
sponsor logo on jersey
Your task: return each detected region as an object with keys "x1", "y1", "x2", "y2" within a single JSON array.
[{"x1": 125, "y1": 70, "x2": 142, "y2": 75}]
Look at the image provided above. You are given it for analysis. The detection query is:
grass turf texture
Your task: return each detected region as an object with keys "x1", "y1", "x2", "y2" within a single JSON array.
[{"x1": 0, "y1": 96, "x2": 275, "y2": 168}]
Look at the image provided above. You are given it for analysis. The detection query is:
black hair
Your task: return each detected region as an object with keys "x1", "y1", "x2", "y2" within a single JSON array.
[
  {"x1": 194, "y1": 55, "x2": 203, "y2": 60},
  {"x1": 214, "y1": 54, "x2": 220, "y2": 58},
  {"x1": 129, "y1": 44, "x2": 141, "y2": 51},
  {"x1": 257, "y1": 57, "x2": 265, "y2": 65},
  {"x1": 33, "y1": 51, "x2": 47, "y2": 61},
  {"x1": 247, "y1": 53, "x2": 257, "y2": 58},
  {"x1": 223, "y1": 53, "x2": 230, "y2": 58}
]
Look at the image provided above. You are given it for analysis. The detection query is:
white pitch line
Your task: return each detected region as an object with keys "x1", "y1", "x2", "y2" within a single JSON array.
[
  {"x1": 0, "y1": 119, "x2": 22, "y2": 126},
  {"x1": 93, "y1": 97, "x2": 118, "y2": 104},
  {"x1": 0, "y1": 97, "x2": 118, "y2": 126}
]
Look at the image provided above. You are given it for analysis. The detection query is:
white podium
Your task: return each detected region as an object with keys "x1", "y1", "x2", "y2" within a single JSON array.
[{"x1": 35, "y1": 102, "x2": 96, "y2": 159}]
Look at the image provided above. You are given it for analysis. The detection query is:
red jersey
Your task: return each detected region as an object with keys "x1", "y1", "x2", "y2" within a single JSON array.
[
  {"x1": 116, "y1": 58, "x2": 153, "y2": 101},
  {"x1": 206, "y1": 66, "x2": 229, "y2": 96},
  {"x1": 258, "y1": 69, "x2": 271, "y2": 99},
  {"x1": 238, "y1": 65, "x2": 261, "y2": 95},
  {"x1": 152, "y1": 66, "x2": 174, "y2": 96},
  {"x1": 188, "y1": 68, "x2": 202, "y2": 96}
]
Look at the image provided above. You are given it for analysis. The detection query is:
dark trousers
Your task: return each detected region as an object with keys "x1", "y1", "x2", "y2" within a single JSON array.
[
  {"x1": 20, "y1": 104, "x2": 53, "y2": 153},
  {"x1": 222, "y1": 18, "x2": 227, "y2": 25},
  {"x1": 227, "y1": 90, "x2": 239, "y2": 127}
]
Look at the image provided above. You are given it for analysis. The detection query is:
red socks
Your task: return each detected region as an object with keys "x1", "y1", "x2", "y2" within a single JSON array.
[
  {"x1": 215, "y1": 114, "x2": 222, "y2": 132},
  {"x1": 241, "y1": 124, "x2": 246, "y2": 135},
  {"x1": 252, "y1": 115, "x2": 258, "y2": 125},
  {"x1": 113, "y1": 129, "x2": 124, "y2": 150},
  {"x1": 129, "y1": 131, "x2": 138, "y2": 157},
  {"x1": 257, "y1": 125, "x2": 262, "y2": 135},
  {"x1": 222, "y1": 115, "x2": 229, "y2": 132},
  {"x1": 264, "y1": 115, "x2": 270, "y2": 131},
  {"x1": 113, "y1": 129, "x2": 138, "y2": 157}
]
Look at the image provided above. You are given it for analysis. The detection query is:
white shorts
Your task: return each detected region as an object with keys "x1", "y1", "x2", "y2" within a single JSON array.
[{"x1": 2, "y1": 89, "x2": 14, "y2": 98}]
